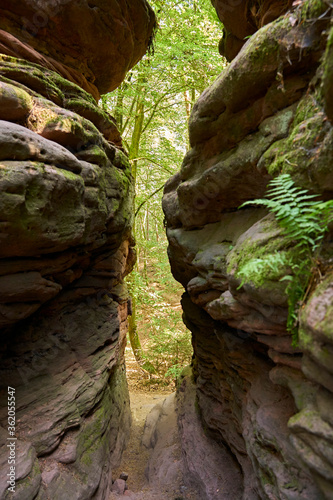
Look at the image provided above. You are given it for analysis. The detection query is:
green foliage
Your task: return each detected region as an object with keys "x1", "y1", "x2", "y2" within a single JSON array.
[
  {"x1": 101, "y1": 1, "x2": 224, "y2": 383},
  {"x1": 143, "y1": 319, "x2": 192, "y2": 380},
  {"x1": 243, "y1": 175, "x2": 332, "y2": 252},
  {"x1": 102, "y1": 0, "x2": 224, "y2": 174},
  {"x1": 240, "y1": 174, "x2": 333, "y2": 343},
  {"x1": 103, "y1": 0, "x2": 223, "y2": 384},
  {"x1": 127, "y1": 248, "x2": 192, "y2": 384}
]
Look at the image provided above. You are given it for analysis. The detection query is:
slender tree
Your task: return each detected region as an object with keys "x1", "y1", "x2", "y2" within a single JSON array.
[{"x1": 102, "y1": 0, "x2": 225, "y2": 372}]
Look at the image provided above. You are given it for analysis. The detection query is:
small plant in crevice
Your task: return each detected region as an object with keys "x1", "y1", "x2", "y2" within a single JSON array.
[{"x1": 239, "y1": 174, "x2": 333, "y2": 344}]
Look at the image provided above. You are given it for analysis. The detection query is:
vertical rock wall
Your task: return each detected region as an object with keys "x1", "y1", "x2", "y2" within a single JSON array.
[
  {"x1": 0, "y1": 2, "x2": 155, "y2": 499},
  {"x1": 164, "y1": 1, "x2": 333, "y2": 499}
]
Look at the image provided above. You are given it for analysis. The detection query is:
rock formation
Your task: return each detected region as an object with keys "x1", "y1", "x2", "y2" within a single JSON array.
[
  {"x1": 212, "y1": 0, "x2": 294, "y2": 61},
  {"x1": 0, "y1": 1, "x2": 155, "y2": 499},
  {"x1": 0, "y1": 0, "x2": 155, "y2": 99},
  {"x1": 163, "y1": 1, "x2": 333, "y2": 498},
  {"x1": 1, "y1": 0, "x2": 333, "y2": 498}
]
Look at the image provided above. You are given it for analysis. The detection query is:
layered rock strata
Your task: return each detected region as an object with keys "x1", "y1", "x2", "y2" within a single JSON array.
[
  {"x1": 0, "y1": 1, "x2": 155, "y2": 498},
  {"x1": 164, "y1": 1, "x2": 333, "y2": 498}
]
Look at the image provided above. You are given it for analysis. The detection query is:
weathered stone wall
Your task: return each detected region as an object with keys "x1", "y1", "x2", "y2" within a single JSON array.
[
  {"x1": 0, "y1": 0, "x2": 156, "y2": 98},
  {"x1": 164, "y1": 1, "x2": 333, "y2": 499},
  {"x1": 0, "y1": 1, "x2": 155, "y2": 498}
]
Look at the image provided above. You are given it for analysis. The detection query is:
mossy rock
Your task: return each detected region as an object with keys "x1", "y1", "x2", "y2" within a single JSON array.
[
  {"x1": 0, "y1": 80, "x2": 33, "y2": 121},
  {"x1": 227, "y1": 214, "x2": 288, "y2": 281},
  {"x1": 299, "y1": 272, "x2": 333, "y2": 345},
  {"x1": 0, "y1": 55, "x2": 65, "y2": 105},
  {"x1": 7, "y1": 458, "x2": 41, "y2": 500},
  {"x1": 64, "y1": 97, "x2": 121, "y2": 143},
  {"x1": 321, "y1": 23, "x2": 333, "y2": 122},
  {"x1": 0, "y1": 55, "x2": 98, "y2": 109},
  {"x1": 258, "y1": 93, "x2": 333, "y2": 193}
]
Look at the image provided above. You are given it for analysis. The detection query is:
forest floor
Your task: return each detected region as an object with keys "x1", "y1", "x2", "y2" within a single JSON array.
[{"x1": 109, "y1": 346, "x2": 197, "y2": 500}]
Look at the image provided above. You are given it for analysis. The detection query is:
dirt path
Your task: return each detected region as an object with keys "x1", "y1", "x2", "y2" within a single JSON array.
[
  {"x1": 109, "y1": 342, "x2": 198, "y2": 499},
  {"x1": 109, "y1": 343, "x2": 175, "y2": 499},
  {"x1": 109, "y1": 390, "x2": 181, "y2": 499}
]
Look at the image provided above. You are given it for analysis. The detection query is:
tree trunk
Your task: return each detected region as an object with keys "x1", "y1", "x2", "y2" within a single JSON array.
[
  {"x1": 128, "y1": 295, "x2": 156, "y2": 373},
  {"x1": 114, "y1": 85, "x2": 124, "y2": 132},
  {"x1": 127, "y1": 72, "x2": 149, "y2": 368}
]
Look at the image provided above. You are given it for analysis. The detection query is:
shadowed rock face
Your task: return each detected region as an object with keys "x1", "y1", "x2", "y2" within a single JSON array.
[
  {"x1": 164, "y1": 1, "x2": 333, "y2": 498},
  {"x1": 211, "y1": 0, "x2": 294, "y2": 60},
  {"x1": 0, "y1": 0, "x2": 156, "y2": 98},
  {"x1": 0, "y1": 1, "x2": 155, "y2": 498}
]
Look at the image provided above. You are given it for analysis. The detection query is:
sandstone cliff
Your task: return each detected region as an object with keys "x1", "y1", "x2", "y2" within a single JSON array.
[
  {"x1": 0, "y1": 1, "x2": 155, "y2": 499},
  {"x1": 163, "y1": 1, "x2": 333, "y2": 498}
]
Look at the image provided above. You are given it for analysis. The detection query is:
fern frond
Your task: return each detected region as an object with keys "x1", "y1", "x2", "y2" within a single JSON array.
[
  {"x1": 237, "y1": 173, "x2": 332, "y2": 344},
  {"x1": 239, "y1": 199, "x2": 271, "y2": 209}
]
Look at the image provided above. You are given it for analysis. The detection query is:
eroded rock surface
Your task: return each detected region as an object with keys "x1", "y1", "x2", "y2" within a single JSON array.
[
  {"x1": 164, "y1": 1, "x2": 333, "y2": 498},
  {"x1": 0, "y1": 0, "x2": 156, "y2": 98},
  {"x1": 0, "y1": 1, "x2": 155, "y2": 499},
  {"x1": 212, "y1": 0, "x2": 294, "y2": 61}
]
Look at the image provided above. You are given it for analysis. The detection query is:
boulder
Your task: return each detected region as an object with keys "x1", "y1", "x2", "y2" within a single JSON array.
[
  {"x1": 0, "y1": 0, "x2": 156, "y2": 97},
  {"x1": 112, "y1": 478, "x2": 127, "y2": 494},
  {"x1": 211, "y1": 0, "x2": 293, "y2": 61}
]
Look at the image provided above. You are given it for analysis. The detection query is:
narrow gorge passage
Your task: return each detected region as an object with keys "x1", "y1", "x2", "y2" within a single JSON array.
[
  {"x1": 0, "y1": 1, "x2": 333, "y2": 500},
  {"x1": 107, "y1": 343, "x2": 199, "y2": 500},
  {"x1": 108, "y1": 391, "x2": 198, "y2": 500},
  {"x1": 109, "y1": 390, "x2": 172, "y2": 500}
]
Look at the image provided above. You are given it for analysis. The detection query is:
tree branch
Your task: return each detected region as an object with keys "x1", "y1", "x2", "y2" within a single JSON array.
[{"x1": 135, "y1": 184, "x2": 165, "y2": 217}]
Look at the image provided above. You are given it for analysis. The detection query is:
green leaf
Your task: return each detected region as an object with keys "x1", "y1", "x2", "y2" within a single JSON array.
[{"x1": 280, "y1": 275, "x2": 293, "y2": 282}]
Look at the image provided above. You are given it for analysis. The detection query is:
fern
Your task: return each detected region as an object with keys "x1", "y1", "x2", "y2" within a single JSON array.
[{"x1": 239, "y1": 174, "x2": 333, "y2": 344}]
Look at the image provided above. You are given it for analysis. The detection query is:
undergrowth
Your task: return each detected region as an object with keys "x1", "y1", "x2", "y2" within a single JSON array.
[
  {"x1": 129, "y1": 259, "x2": 192, "y2": 385},
  {"x1": 239, "y1": 174, "x2": 333, "y2": 344}
]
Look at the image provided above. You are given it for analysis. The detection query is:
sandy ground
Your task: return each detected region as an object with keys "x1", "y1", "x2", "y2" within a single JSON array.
[{"x1": 109, "y1": 391, "x2": 181, "y2": 500}]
